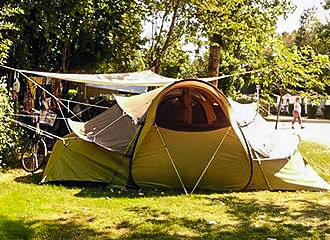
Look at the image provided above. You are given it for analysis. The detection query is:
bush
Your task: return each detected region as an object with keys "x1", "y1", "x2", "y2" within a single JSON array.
[{"x1": 0, "y1": 79, "x2": 23, "y2": 168}]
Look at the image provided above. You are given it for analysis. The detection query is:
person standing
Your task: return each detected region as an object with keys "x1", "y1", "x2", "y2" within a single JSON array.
[{"x1": 292, "y1": 97, "x2": 304, "y2": 129}]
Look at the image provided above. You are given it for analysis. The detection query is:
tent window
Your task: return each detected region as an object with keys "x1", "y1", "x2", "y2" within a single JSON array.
[
  {"x1": 156, "y1": 87, "x2": 229, "y2": 131},
  {"x1": 156, "y1": 97, "x2": 185, "y2": 124},
  {"x1": 191, "y1": 99, "x2": 207, "y2": 124}
]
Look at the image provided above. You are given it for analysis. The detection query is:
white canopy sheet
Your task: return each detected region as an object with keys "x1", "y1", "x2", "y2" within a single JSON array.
[{"x1": 11, "y1": 68, "x2": 221, "y2": 87}]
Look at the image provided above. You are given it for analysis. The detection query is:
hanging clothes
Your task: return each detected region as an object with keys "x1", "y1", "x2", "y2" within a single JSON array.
[
  {"x1": 23, "y1": 83, "x2": 34, "y2": 113},
  {"x1": 51, "y1": 78, "x2": 62, "y2": 110}
]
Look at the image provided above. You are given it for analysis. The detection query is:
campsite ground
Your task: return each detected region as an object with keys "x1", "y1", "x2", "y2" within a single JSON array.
[
  {"x1": 0, "y1": 165, "x2": 329, "y2": 240},
  {"x1": 0, "y1": 128, "x2": 329, "y2": 239}
]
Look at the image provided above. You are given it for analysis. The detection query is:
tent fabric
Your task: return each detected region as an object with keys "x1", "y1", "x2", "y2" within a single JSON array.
[
  {"x1": 230, "y1": 100, "x2": 300, "y2": 158},
  {"x1": 86, "y1": 83, "x2": 148, "y2": 94},
  {"x1": 132, "y1": 126, "x2": 251, "y2": 191},
  {"x1": 69, "y1": 104, "x2": 140, "y2": 154},
  {"x1": 130, "y1": 80, "x2": 252, "y2": 191},
  {"x1": 114, "y1": 86, "x2": 165, "y2": 121},
  {"x1": 247, "y1": 151, "x2": 330, "y2": 191},
  {"x1": 42, "y1": 133, "x2": 129, "y2": 187},
  {"x1": 68, "y1": 86, "x2": 165, "y2": 153},
  {"x1": 230, "y1": 101, "x2": 330, "y2": 191},
  {"x1": 18, "y1": 69, "x2": 176, "y2": 86},
  {"x1": 42, "y1": 80, "x2": 330, "y2": 192}
]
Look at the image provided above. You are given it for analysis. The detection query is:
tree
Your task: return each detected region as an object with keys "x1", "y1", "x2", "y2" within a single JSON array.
[
  {"x1": 2, "y1": 0, "x2": 145, "y2": 73},
  {"x1": 0, "y1": 4, "x2": 22, "y2": 64},
  {"x1": 144, "y1": 0, "x2": 293, "y2": 82},
  {"x1": 188, "y1": 0, "x2": 293, "y2": 82},
  {"x1": 251, "y1": 38, "x2": 330, "y2": 128},
  {"x1": 293, "y1": 7, "x2": 329, "y2": 56},
  {"x1": 288, "y1": 3, "x2": 330, "y2": 95},
  {"x1": 144, "y1": 0, "x2": 187, "y2": 73},
  {"x1": 0, "y1": 4, "x2": 23, "y2": 165}
]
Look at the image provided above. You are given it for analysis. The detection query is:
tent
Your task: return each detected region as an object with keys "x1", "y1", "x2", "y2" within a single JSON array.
[{"x1": 41, "y1": 80, "x2": 330, "y2": 192}]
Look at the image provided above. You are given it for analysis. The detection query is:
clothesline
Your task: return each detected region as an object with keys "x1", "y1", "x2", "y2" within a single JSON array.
[
  {"x1": 2, "y1": 114, "x2": 65, "y2": 141},
  {"x1": 60, "y1": 98, "x2": 109, "y2": 109}
]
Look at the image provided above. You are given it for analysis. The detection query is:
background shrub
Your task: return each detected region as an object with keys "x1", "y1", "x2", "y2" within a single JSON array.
[{"x1": 0, "y1": 79, "x2": 23, "y2": 168}]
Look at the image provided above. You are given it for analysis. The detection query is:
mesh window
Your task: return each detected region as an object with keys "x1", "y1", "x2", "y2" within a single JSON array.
[
  {"x1": 156, "y1": 87, "x2": 229, "y2": 131},
  {"x1": 156, "y1": 97, "x2": 184, "y2": 124},
  {"x1": 191, "y1": 99, "x2": 207, "y2": 124}
]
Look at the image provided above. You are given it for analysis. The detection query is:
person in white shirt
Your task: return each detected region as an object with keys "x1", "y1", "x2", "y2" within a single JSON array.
[{"x1": 292, "y1": 97, "x2": 304, "y2": 129}]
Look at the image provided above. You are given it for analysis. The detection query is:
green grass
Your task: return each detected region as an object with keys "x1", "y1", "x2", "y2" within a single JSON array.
[
  {"x1": 0, "y1": 141, "x2": 329, "y2": 240},
  {"x1": 299, "y1": 141, "x2": 330, "y2": 182}
]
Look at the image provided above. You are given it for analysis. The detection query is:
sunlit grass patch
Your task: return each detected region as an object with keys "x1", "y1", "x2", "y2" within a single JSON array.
[{"x1": 299, "y1": 141, "x2": 330, "y2": 182}]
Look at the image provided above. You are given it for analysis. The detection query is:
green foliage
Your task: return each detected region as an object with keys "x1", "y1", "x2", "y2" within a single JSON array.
[
  {"x1": 250, "y1": 37, "x2": 330, "y2": 102},
  {"x1": 0, "y1": 4, "x2": 23, "y2": 64},
  {"x1": 142, "y1": 0, "x2": 185, "y2": 71},
  {"x1": 3, "y1": 0, "x2": 145, "y2": 72},
  {"x1": 67, "y1": 89, "x2": 78, "y2": 100},
  {"x1": 290, "y1": 4, "x2": 330, "y2": 96},
  {"x1": 0, "y1": 5, "x2": 24, "y2": 167},
  {"x1": 188, "y1": 0, "x2": 292, "y2": 70},
  {"x1": 0, "y1": 80, "x2": 22, "y2": 167},
  {"x1": 144, "y1": 0, "x2": 293, "y2": 77},
  {"x1": 294, "y1": 7, "x2": 329, "y2": 56},
  {"x1": 160, "y1": 44, "x2": 193, "y2": 79}
]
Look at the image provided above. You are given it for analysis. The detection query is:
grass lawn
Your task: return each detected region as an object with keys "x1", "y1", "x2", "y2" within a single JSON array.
[
  {"x1": 299, "y1": 141, "x2": 330, "y2": 182},
  {"x1": 0, "y1": 141, "x2": 329, "y2": 240}
]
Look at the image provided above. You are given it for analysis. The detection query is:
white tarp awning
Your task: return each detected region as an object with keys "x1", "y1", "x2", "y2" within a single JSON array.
[
  {"x1": 86, "y1": 83, "x2": 148, "y2": 94},
  {"x1": 3, "y1": 66, "x2": 222, "y2": 87}
]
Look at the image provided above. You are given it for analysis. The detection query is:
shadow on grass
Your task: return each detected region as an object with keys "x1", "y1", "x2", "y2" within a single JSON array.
[
  {"x1": 288, "y1": 199, "x2": 330, "y2": 221},
  {"x1": 0, "y1": 195, "x2": 328, "y2": 240},
  {"x1": 0, "y1": 215, "x2": 111, "y2": 240},
  {"x1": 112, "y1": 196, "x2": 329, "y2": 239},
  {"x1": 14, "y1": 171, "x2": 43, "y2": 185},
  {"x1": 6, "y1": 171, "x2": 329, "y2": 239},
  {"x1": 197, "y1": 195, "x2": 329, "y2": 240},
  {"x1": 74, "y1": 186, "x2": 185, "y2": 199}
]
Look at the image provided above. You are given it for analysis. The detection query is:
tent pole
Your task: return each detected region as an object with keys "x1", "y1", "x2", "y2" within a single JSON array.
[
  {"x1": 155, "y1": 124, "x2": 188, "y2": 195},
  {"x1": 253, "y1": 150, "x2": 273, "y2": 190},
  {"x1": 190, "y1": 127, "x2": 231, "y2": 195}
]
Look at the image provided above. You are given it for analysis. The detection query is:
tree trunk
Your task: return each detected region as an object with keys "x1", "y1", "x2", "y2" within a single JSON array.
[
  {"x1": 208, "y1": 34, "x2": 222, "y2": 87},
  {"x1": 150, "y1": 0, "x2": 180, "y2": 73},
  {"x1": 152, "y1": 59, "x2": 161, "y2": 74},
  {"x1": 61, "y1": 43, "x2": 69, "y2": 73}
]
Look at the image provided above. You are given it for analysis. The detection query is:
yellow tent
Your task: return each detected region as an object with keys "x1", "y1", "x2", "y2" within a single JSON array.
[{"x1": 42, "y1": 80, "x2": 330, "y2": 192}]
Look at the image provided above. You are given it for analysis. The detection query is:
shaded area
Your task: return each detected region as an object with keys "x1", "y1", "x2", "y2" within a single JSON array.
[
  {"x1": 74, "y1": 186, "x2": 186, "y2": 199},
  {"x1": 14, "y1": 171, "x2": 43, "y2": 185},
  {"x1": 199, "y1": 195, "x2": 329, "y2": 240},
  {"x1": 0, "y1": 194, "x2": 329, "y2": 239},
  {"x1": 0, "y1": 215, "x2": 110, "y2": 240},
  {"x1": 112, "y1": 196, "x2": 329, "y2": 239},
  {"x1": 288, "y1": 199, "x2": 330, "y2": 221},
  {"x1": 0, "y1": 217, "x2": 34, "y2": 240}
]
